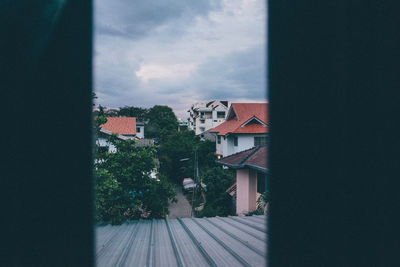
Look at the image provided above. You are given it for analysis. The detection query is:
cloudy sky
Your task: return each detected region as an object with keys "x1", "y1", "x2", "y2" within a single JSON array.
[{"x1": 94, "y1": 0, "x2": 267, "y2": 119}]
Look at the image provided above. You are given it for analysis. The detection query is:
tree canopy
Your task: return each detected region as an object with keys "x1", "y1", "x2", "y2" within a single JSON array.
[
  {"x1": 196, "y1": 166, "x2": 235, "y2": 217},
  {"x1": 158, "y1": 130, "x2": 217, "y2": 185},
  {"x1": 118, "y1": 106, "x2": 148, "y2": 122},
  {"x1": 145, "y1": 105, "x2": 178, "y2": 142},
  {"x1": 94, "y1": 136, "x2": 176, "y2": 224}
]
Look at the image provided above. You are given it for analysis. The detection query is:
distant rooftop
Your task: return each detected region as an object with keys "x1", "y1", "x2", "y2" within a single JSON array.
[
  {"x1": 100, "y1": 117, "x2": 136, "y2": 135},
  {"x1": 96, "y1": 215, "x2": 267, "y2": 266},
  {"x1": 209, "y1": 103, "x2": 268, "y2": 136}
]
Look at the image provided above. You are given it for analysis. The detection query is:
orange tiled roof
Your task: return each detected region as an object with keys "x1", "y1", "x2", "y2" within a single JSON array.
[
  {"x1": 232, "y1": 123, "x2": 268, "y2": 134},
  {"x1": 209, "y1": 103, "x2": 268, "y2": 136},
  {"x1": 100, "y1": 117, "x2": 136, "y2": 135}
]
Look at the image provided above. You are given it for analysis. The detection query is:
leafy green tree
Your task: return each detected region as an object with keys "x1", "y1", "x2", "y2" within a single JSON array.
[
  {"x1": 94, "y1": 136, "x2": 176, "y2": 224},
  {"x1": 159, "y1": 131, "x2": 198, "y2": 184},
  {"x1": 118, "y1": 106, "x2": 148, "y2": 121},
  {"x1": 158, "y1": 130, "x2": 217, "y2": 185},
  {"x1": 145, "y1": 105, "x2": 178, "y2": 142},
  {"x1": 196, "y1": 166, "x2": 235, "y2": 217}
]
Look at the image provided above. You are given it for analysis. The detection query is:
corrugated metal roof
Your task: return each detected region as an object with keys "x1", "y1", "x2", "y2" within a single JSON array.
[{"x1": 96, "y1": 215, "x2": 267, "y2": 267}]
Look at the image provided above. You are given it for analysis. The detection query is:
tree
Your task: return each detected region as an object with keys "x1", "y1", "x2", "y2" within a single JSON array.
[
  {"x1": 158, "y1": 130, "x2": 217, "y2": 185},
  {"x1": 118, "y1": 106, "x2": 148, "y2": 121},
  {"x1": 196, "y1": 166, "x2": 235, "y2": 217},
  {"x1": 94, "y1": 136, "x2": 176, "y2": 224},
  {"x1": 158, "y1": 130, "x2": 199, "y2": 184},
  {"x1": 145, "y1": 105, "x2": 178, "y2": 142}
]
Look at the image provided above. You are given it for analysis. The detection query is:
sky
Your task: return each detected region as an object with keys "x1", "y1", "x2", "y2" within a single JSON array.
[{"x1": 94, "y1": 0, "x2": 267, "y2": 119}]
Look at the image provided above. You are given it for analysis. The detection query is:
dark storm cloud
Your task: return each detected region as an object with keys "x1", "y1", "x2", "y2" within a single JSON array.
[
  {"x1": 95, "y1": 0, "x2": 221, "y2": 39},
  {"x1": 185, "y1": 45, "x2": 267, "y2": 100}
]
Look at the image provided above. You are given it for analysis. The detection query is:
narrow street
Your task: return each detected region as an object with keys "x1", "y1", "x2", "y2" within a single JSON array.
[{"x1": 167, "y1": 185, "x2": 192, "y2": 218}]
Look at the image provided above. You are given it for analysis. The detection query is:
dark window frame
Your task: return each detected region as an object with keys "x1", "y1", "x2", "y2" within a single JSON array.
[{"x1": 217, "y1": 111, "x2": 226, "y2": 118}]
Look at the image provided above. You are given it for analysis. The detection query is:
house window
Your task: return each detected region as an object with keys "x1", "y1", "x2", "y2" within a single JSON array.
[
  {"x1": 136, "y1": 127, "x2": 141, "y2": 133},
  {"x1": 217, "y1": 111, "x2": 225, "y2": 118},
  {"x1": 217, "y1": 135, "x2": 221, "y2": 144},
  {"x1": 254, "y1": 136, "x2": 267, "y2": 146},
  {"x1": 200, "y1": 127, "x2": 205, "y2": 132},
  {"x1": 233, "y1": 136, "x2": 238, "y2": 146}
]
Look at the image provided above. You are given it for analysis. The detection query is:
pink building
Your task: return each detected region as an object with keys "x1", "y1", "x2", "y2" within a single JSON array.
[{"x1": 217, "y1": 146, "x2": 268, "y2": 215}]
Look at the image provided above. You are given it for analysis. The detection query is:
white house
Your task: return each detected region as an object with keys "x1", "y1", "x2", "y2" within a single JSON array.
[
  {"x1": 187, "y1": 100, "x2": 230, "y2": 135},
  {"x1": 209, "y1": 103, "x2": 269, "y2": 157},
  {"x1": 96, "y1": 117, "x2": 159, "y2": 179},
  {"x1": 97, "y1": 117, "x2": 144, "y2": 152}
]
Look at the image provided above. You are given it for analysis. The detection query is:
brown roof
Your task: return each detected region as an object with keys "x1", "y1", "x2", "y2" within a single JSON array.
[
  {"x1": 226, "y1": 182, "x2": 237, "y2": 197},
  {"x1": 209, "y1": 103, "x2": 268, "y2": 136},
  {"x1": 217, "y1": 146, "x2": 268, "y2": 173},
  {"x1": 100, "y1": 117, "x2": 137, "y2": 135}
]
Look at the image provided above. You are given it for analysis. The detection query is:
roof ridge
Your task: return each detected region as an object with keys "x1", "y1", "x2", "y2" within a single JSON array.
[
  {"x1": 239, "y1": 146, "x2": 260, "y2": 165},
  {"x1": 219, "y1": 146, "x2": 258, "y2": 161}
]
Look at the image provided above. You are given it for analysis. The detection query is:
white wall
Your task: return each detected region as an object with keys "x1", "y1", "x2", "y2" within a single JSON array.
[
  {"x1": 189, "y1": 101, "x2": 229, "y2": 135},
  {"x1": 218, "y1": 134, "x2": 268, "y2": 157},
  {"x1": 97, "y1": 137, "x2": 116, "y2": 153},
  {"x1": 136, "y1": 125, "x2": 144, "y2": 139},
  {"x1": 216, "y1": 136, "x2": 223, "y2": 155}
]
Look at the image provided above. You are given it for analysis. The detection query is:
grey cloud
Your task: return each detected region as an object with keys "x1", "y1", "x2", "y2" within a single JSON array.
[
  {"x1": 95, "y1": 0, "x2": 221, "y2": 39},
  {"x1": 144, "y1": 45, "x2": 267, "y2": 102},
  {"x1": 189, "y1": 45, "x2": 267, "y2": 100}
]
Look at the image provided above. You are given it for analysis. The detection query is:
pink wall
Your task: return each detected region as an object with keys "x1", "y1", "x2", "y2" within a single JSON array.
[{"x1": 236, "y1": 169, "x2": 257, "y2": 215}]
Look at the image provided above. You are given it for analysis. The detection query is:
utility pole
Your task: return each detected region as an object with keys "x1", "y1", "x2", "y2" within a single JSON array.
[{"x1": 191, "y1": 149, "x2": 198, "y2": 217}]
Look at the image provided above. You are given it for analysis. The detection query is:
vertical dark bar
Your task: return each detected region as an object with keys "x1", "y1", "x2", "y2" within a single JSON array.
[
  {"x1": 1, "y1": 0, "x2": 93, "y2": 266},
  {"x1": 269, "y1": 0, "x2": 400, "y2": 266}
]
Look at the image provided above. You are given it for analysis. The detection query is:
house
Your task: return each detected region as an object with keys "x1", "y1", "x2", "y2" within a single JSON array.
[
  {"x1": 199, "y1": 129, "x2": 217, "y2": 142},
  {"x1": 209, "y1": 102, "x2": 268, "y2": 157},
  {"x1": 97, "y1": 117, "x2": 158, "y2": 179},
  {"x1": 187, "y1": 100, "x2": 230, "y2": 135},
  {"x1": 136, "y1": 121, "x2": 145, "y2": 139},
  {"x1": 217, "y1": 146, "x2": 268, "y2": 215},
  {"x1": 97, "y1": 117, "x2": 145, "y2": 152}
]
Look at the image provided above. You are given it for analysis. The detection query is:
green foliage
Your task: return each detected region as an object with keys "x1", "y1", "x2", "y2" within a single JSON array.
[
  {"x1": 94, "y1": 167, "x2": 141, "y2": 224},
  {"x1": 244, "y1": 209, "x2": 264, "y2": 216},
  {"x1": 118, "y1": 106, "x2": 148, "y2": 121},
  {"x1": 141, "y1": 173, "x2": 176, "y2": 218},
  {"x1": 145, "y1": 105, "x2": 178, "y2": 142},
  {"x1": 158, "y1": 130, "x2": 199, "y2": 184},
  {"x1": 93, "y1": 112, "x2": 107, "y2": 160},
  {"x1": 196, "y1": 166, "x2": 235, "y2": 217},
  {"x1": 245, "y1": 190, "x2": 270, "y2": 216},
  {"x1": 94, "y1": 136, "x2": 176, "y2": 224},
  {"x1": 158, "y1": 131, "x2": 217, "y2": 185}
]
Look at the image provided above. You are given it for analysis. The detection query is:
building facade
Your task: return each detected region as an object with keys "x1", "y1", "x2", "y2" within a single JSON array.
[
  {"x1": 217, "y1": 146, "x2": 268, "y2": 215},
  {"x1": 187, "y1": 100, "x2": 230, "y2": 135},
  {"x1": 209, "y1": 103, "x2": 269, "y2": 157},
  {"x1": 98, "y1": 117, "x2": 143, "y2": 152}
]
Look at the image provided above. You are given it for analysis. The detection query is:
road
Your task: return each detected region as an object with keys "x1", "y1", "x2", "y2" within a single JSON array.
[{"x1": 167, "y1": 185, "x2": 192, "y2": 218}]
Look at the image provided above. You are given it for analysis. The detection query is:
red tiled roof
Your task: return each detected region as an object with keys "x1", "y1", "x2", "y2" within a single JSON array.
[
  {"x1": 100, "y1": 117, "x2": 137, "y2": 135},
  {"x1": 217, "y1": 146, "x2": 268, "y2": 172},
  {"x1": 209, "y1": 103, "x2": 268, "y2": 136},
  {"x1": 232, "y1": 123, "x2": 268, "y2": 134}
]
